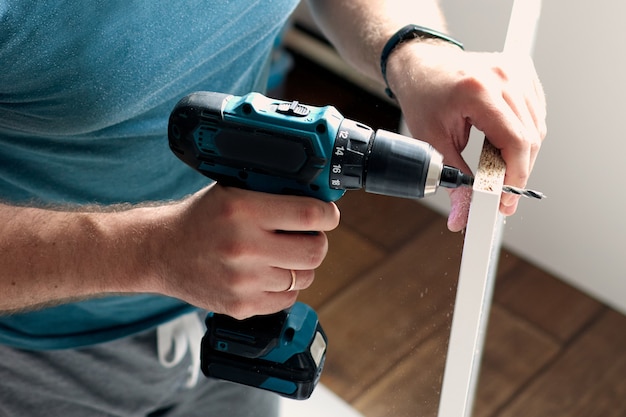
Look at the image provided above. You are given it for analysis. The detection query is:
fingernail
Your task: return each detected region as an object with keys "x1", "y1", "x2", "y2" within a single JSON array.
[{"x1": 500, "y1": 191, "x2": 518, "y2": 206}]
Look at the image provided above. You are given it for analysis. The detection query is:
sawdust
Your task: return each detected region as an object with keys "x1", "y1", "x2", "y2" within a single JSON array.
[{"x1": 474, "y1": 140, "x2": 506, "y2": 193}]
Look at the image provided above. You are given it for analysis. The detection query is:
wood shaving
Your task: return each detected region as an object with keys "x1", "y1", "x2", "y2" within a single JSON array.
[{"x1": 473, "y1": 140, "x2": 505, "y2": 193}]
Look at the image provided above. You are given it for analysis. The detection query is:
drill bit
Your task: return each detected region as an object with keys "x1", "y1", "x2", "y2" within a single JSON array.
[
  {"x1": 501, "y1": 185, "x2": 546, "y2": 199},
  {"x1": 439, "y1": 169, "x2": 545, "y2": 199}
]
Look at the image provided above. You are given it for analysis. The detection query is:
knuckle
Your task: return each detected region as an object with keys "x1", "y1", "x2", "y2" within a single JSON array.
[
  {"x1": 218, "y1": 239, "x2": 253, "y2": 262},
  {"x1": 519, "y1": 167, "x2": 531, "y2": 183},
  {"x1": 297, "y1": 204, "x2": 326, "y2": 230},
  {"x1": 297, "y1": 202, "x2": 340, "y2": 231},
  {"x1": 216, "y1": 196, "x2": 246, "y2": 222},
  {"x1": 307, "y1": 234, "x2": 328, "y2": 268},
  {"x1": 299, "y1": 271, "x2": 315, "y2": 289},
  {"x1": 226, "y1": 270, "x2": 251, "y2": 293},
  {"x1": 530, "y1": 137, "x2": 542, "y2": 154},
  {"x1": 456, "y1": 75, "x2": 487, "y2": 97},
  {"x1": 538, "y1": 122, "x2": 548, "y2": 142},
  {"x1": 455, "y1": 77, "x2": 499, "y2": 115},
  {"x1": 308, "y1": 248, "x2": 327, "y2": 268}
]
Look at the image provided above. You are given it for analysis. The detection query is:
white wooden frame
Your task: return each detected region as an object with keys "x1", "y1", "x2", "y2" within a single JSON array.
[{"x1": 437, "y1": 1, "x2": 543, "y2": 416}]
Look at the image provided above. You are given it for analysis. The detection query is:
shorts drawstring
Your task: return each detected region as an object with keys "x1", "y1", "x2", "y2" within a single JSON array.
[{"x1": 156, "y1": 312, "x2": 204, "y2": 388}]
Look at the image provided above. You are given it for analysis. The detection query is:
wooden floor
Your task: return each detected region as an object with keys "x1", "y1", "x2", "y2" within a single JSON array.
[{"x1": 274, "y1": 53, "x2": 626, "y2": 417}]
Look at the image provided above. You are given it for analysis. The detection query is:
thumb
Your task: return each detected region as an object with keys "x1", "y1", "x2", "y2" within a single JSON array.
[
  {"x1": 446, "y1": 184, "x2": 472, "y2": 232},
  {"x1": 438, "y1": 146, "x2": 473, "y2": 232}
]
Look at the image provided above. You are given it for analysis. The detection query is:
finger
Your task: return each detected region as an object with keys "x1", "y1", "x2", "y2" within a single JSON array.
[
  {"x1": 435, "y1": 124, "x2": 474, "y2": 232},
  {"x1": 521, "y1": 56, "x2": 548, "y2": 139},
  {"x1": 225, "y1": 264, "x2": 315, "y2": 297},
  {"x1": 502, "y1": 54, "x2": 546, "y2": 135},
  {"x1": 441, "y1": 153, "x2": 473, "y2": 232},
  {"x1": 256, "y1": 290, "x2": 300, "y2": 316},
  {"x1": 496, "y1": 59, "x2": 546, "y2": 211},
  {"x1": 529, "y1": 76, "x2": 548, "y2": 140},
  {"x1": 447, "y1": 187, "x2": 472, "y2": 232},
  {"x1": 268, "y1": 268, "x2": 314, "y2": 293},
  {"x1": 256, "y1": 229, "x2": 329, "y2": 271},
  {"x1": 500, "y1": 197, "x2": 519, "y2": 217},
  {"x1": 469, "y1": 96, "x2": 533, "y2": 204},
  {"x1": 241, "y1": 267, "x2": 315, "y2": 294},
  {"x1": 248, "y1": 190, "x2": 341, "y2": 232},
  {"x1": 231, "y1": 269, "x2": 315, "y2": 318},
  {"x1": 226, "y1": 290, "x2": 300, "y2": 319},
  {"x1": 498, "y1": 97, "x2": 542, "y2": 210}
]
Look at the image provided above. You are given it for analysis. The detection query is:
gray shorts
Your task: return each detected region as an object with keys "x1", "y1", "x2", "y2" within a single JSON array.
[{"x1": 0, "y1": 314, "x2": 278, "y2": 417}]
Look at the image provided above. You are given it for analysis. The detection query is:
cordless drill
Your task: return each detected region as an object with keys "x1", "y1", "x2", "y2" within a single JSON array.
[{"x1": 167, "y1": 91, "x2": 472, "y2": 400}]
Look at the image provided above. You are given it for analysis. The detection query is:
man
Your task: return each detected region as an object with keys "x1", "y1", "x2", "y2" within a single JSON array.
[{"x1": 0, "y1": 1, "x2": 546, "y2": 416}]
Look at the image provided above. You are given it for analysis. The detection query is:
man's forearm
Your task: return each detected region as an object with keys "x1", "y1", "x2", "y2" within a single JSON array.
[
  {"x1": 0, "y1": 203, "x2": 160, "y2": 312},
  {"x1": 306, "y1": 0, "x2": 447, "y2": 84}
]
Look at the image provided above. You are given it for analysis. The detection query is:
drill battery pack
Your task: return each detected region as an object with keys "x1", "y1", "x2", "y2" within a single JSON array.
[{"x1": 200, "y1": 302, "x2": 327, "y2": 400}]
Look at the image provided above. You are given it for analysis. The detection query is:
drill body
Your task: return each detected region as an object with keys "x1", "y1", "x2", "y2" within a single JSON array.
[
  {"x1": 168, "y1": 91, "x2": 346, "y2": 202},
  {"x1": 167, "y1": 91, "x2": 471, "y2": 400}
]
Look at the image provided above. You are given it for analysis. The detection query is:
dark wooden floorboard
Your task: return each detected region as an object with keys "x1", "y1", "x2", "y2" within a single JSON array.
[{"x1": 499, "y1": 310, "x2": 626, "y2": 417}]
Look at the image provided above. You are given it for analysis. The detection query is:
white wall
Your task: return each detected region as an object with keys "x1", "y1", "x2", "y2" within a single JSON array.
[{"x1": 424, "y1": 0, "x2": 626, "y2": 315}]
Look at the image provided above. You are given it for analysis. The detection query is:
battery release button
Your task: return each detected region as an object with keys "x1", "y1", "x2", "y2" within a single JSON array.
[{"x1": 276, "y1": 101, "x2": 310, "y2": 117}]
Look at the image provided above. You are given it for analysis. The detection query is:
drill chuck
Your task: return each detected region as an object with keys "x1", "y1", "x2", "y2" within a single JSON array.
[
  {"x1": 329, "y1": 119, "x2": 469, "y2": 199},
  {"x1": 367, "y1": 129, "x2": 441, "y2": 198}
]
